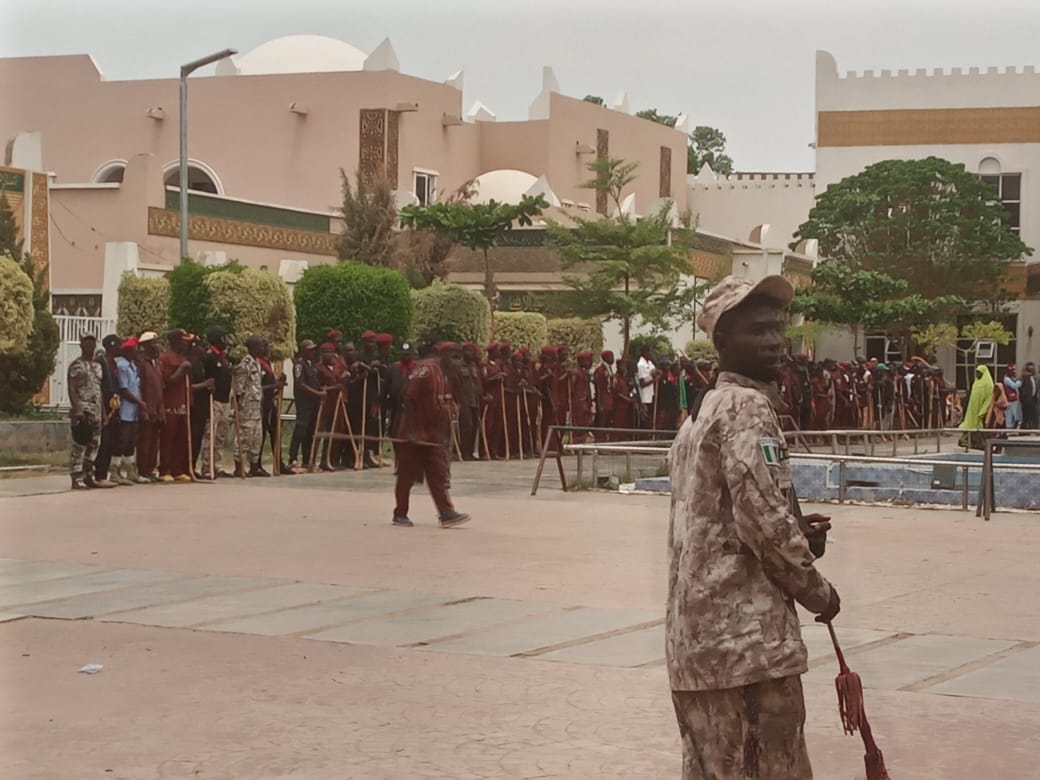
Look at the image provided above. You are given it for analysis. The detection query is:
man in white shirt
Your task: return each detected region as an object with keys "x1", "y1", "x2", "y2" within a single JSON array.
[{"x1": 636, "y1": 345, "x2": 657, "y2": 426}]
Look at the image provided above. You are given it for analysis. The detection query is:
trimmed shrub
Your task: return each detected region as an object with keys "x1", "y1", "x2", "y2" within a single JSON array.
[
  {"x1": 204, "y1": 266, "x2": 296, "y2": 360},
  {"x1": 0, "y1": 254, "x2": 59, "y2": 414},
  {"x1": 683, "y1": 339, "x2": 717, "y2": 363},
  {"x1": 166, "y1": 260, "x2": 245, "y2": 337},
  {"x1": 546, "y1": 317, "x2": 604, "y2": 356},
  {"x1": 116, "y1": 273, "x2": 169, "y2": 339},
  {"x1": 628, "y1": 334, "x2": 672, "y2": 361},
  {"x1": 494, "y1": 312, "x2": 547, "y2": 352},
  {"x1": 0, "y1": 255, "x2": 35, "y2": 353},
  {"x1": 411, "y1": 280, "x2": 491, "y2": 347},
  {"x1": 294, "y1": 261, "x2": 412, "y2": 346}
]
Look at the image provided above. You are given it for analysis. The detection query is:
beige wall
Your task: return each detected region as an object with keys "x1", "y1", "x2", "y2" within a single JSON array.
[{"x1": 688, "y1": 173, "x2": 815, "y2": 249}]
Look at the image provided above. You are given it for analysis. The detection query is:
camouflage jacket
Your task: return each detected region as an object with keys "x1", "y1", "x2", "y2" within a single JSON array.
[
  {"x1": 234, "y1": 354, "x2": 263, "y2": 409},
  {"x1": 666, "y1": 371, "x2": 834, "y2": 691},
  {"x1": 68, "y1": 356, "x2": 103, "y2": 416}
]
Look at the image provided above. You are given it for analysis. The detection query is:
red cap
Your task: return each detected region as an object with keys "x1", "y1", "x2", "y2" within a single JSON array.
[
  {"x1": 375, "y1": 333, "x2": 393, "y2": 345},
  {"x1": 361, "y1": 330, "x2": 376, "y2": 341},
  {"x1": 327, "y1": 329, "x2": 342, "y2": 340},
  {"x1": 577, "y1": 350, "x2": 594, "y2": 360},
  {"x1": 122, "y1": 338, "x2": 139, "y2": 349},
  {"x1": 601, "y1": 350, "x2": 614, "y2": 360},
  {"x1": 436, "y1": 341, "x2": 460, "y2": 353},
  {"x1": 320, "y1": 342, "x2": 336, "y2": 351},
  {"x1": 541, "y1": 345, "x2": 557, "y2": 355}
]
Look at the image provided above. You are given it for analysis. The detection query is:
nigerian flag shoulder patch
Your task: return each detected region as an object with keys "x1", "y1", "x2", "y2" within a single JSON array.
[{"x1": 759, "y1": 437, "x2": 784, "y2": 467}]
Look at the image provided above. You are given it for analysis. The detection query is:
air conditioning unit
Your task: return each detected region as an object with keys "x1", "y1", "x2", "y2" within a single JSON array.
[{"x1": 975, "y1": 341, "x2": 996, "y2": 361}]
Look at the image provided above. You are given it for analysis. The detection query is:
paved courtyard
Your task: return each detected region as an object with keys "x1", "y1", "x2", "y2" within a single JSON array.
[{"x1": 0, "y1": 461, "x2": 1038, "y2": 778}]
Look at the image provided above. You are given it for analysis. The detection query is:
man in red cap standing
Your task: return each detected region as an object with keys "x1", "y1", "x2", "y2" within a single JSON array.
[
  {"x1": 483, "y1": 344, "x2": 506, "y2": 459},
  {"x1": 535, "y1": 346, "x2": 558, "y2": 449},
  {"x1": 112, "y1": 337, "x2": 145, "y2": 484},
  {"x1": 158, "y1": 329, "x2": 196, "y2": 482},
  {"x1": 136, "y1": 331, "x2": 164, "y2": 481},
  {"x1": 391, "y1": 342, "x2": 470, "y2": 528},
  {"x1": 569, "y1": 350, "x2": 595, "y2": 442},
  {"x1": 593, "y1": 350, "x2": 615, "y2": 438},
  {"x1": 456, "y1": 343, "x2": 482, "y2": 460}
]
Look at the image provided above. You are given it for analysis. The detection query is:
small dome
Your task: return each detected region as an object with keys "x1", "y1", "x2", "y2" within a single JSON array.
[
  {"x1": 472, "y1": 169, "x2": 539, "y2": 205},
  {"x1": 222, "y1": 35, "x2": 367, "y2": 76}
]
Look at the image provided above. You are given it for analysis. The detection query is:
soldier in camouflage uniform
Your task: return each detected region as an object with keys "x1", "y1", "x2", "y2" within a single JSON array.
[
  {"x1": 68, "y1": 334, "x2": 104, "y2": 490},
  {"x1": 233, "y1": 335, "x2": 266, "y2": 477},
  {"x1": 667, "y1": 275, "x2": 840, "y2": 780}
]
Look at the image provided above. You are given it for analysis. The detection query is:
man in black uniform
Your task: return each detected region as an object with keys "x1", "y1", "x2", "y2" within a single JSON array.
[
  {"x1": 201, "y1": 325, "x2": 234, "y2": 478},
  {"x1": 289, "y1": 339, "x2": 323, "y2": 471},
  {"x1": 94, "y1": 333, "x2": 122, "y2": 486}
]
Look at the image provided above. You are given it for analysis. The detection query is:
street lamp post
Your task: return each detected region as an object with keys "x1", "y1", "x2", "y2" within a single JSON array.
[{"x1": 179, "y1": 48, "x2": 236, "y2": 263}]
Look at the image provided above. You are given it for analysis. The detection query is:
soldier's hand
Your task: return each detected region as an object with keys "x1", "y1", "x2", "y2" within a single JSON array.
[
  {"x1": 815, "y1": 588, "x2": 841, "y2": 623},
  {"x1": 204, "y1": 378, "x2": 215, "y2": 390}
]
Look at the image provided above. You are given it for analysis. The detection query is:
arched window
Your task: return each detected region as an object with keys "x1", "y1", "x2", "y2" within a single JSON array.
[
  {"x1": 163, "y1": 161, "x2": 222, "y2": 195},
  {"x1": 92, "y1": 160, "x2": 127, "y2": 183},
  {"x1": 978, "y1": 156, "x2": 1021, "y2": 236}
]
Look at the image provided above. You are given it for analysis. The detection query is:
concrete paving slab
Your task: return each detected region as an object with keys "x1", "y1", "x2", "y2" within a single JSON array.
[
  {"x1": 111, "y1": 582, "x2": 355, "y2": 628},
  {"x1": 804, "y1": 633, "x2": 1018, "y2": 690},
  {"x1": 0, "y1": 559, "x2": 102, "y2": 587},
  {"x1": 537, "y1": 624, "x2": 665, "y2": 667},
  {"x1": 206, "y1": 589, "x2": 443, "y2": 636},
  {"x1": 924, "y1": 644, "x2": 1040, "y2": 703},
  {"x1": 0, "y1": 568, "x2": 189, "y2": 609},
  {"x1": 33, "y1": 575, "x2": 272, "y2": 619},
  {"x1": 800, "y1": 623, "x2": 899, "y2": 662},
  {"x1": 305, "y1": 597, "x2": 559, "y2": 646},
  {"x1": 427, "y1": 607, "x2": 662, "y2": 657}
]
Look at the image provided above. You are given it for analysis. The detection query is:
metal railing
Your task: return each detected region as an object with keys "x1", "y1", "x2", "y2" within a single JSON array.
[{"x1": 784, "y1": 426, "x2": 1040, "y2": 457}]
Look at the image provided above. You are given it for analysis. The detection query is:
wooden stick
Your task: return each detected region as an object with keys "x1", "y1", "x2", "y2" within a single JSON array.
[
  {"x1": 479, "y1": 404, "x2": 491, "y2": 460},
  {"x1": 208, "y1": 392, "x2": 216, "y2": 480},
  {"x1": 322, "y1": 395, "x2": 341, "y2": 471},
  {"x1": 230, "y1": 390, "x2": 245, "y2": 478},
  {"x1": 515, "y1": 394, "x2": 524, "y2": 462},
  {"x1": 184, "y1": 374, "x2": 196, "y2": 482},
  {"x1": 358, "y1": 373, "x2": 368, "y2": 470},
  {"x1": 272, "y1": 379, "x2": 283, "y2": 476},
  {"x1": 451, "y1": 405, "x2": 464, "y2": 462},
  {"x1": 308, "y1": 393, "x2": 326, "y2": 471},
  {"x1": 340, "y1": 390, "x2": 361, "y2": 469},
  {"x1": 376, "y1": 373, "x2": 386, "y2": 467},
  {"x1": 500, "y1": 384, "x2": 511, "y2": 461},
  {"x1": 524, "y1": 392, "x2": 536, "y2": 455}
]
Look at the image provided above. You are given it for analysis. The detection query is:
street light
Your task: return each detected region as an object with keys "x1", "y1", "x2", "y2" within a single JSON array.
[{"x1": 179, "y1": 48, "x2": 236, "y2": 262}]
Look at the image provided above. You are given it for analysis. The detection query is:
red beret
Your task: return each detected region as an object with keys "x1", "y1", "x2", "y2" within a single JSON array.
[
  {"x1": 327, "y1": 330, "x2": 342, "y2": 339},
  {"x1": 436, "y1": 341, "x2": 460, "y2": 353},
  {"x1": 122, "y1": 338, "x2": 139, "y2": 349},
  {"x1": 320, "y1": 342, "x2": 336, "y2": 351},
  {"x1": 577, "y1": 350, "x2": 594, "y2": 359},
  {"x1": 541, "y1": 345, "x2": 557, "y2": 355},
  {"x1": 375, "y1": 333, "x2": 393, "y2": 344},
  {"x1": 511, "y1": 350, "x2": 523, "y2": 359},
  {"x1": 601, "y1": 350, "x2": 614, "y2": 360},
  {"x1": 361, "y1": 330, "x2": 376, "y2": 341}
]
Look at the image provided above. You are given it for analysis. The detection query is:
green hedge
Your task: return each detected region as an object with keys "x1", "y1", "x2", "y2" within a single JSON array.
[
  {"x1": 411, "y1": 280, "x2": 491, "y2": 347},
  {"x1": 116, "y1": 273, "x2": 169, "y2": 339},
  {"x1": 546, "y1": 318, "x2": 603, "y2": 356},
  {"x1": 204, "y1": 266, "x2": 296, "y2": 360},
  {"x1": 494, "y1": 312, "x2": 547, "y2": 352},
  {"x1": 682, "y1": 339, "x2": 717, "y2": 362},
  {"x1": 167, "y1": 260, "x2": 245, "y2": 337},
  {"x1": 294, "y1": 261, "x2": 412, "y2": 347},
  {"x1": 0, "y1": 255, "x2": 34, "y2": 353},
  {"x1": 0, "y1": 254, "x2": 58, "y2": 414}
]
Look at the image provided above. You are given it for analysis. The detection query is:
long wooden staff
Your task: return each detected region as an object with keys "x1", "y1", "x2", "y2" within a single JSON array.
[
  {"x1": 230, "y1": 390, "x2": 245, "y2": 478},
  {"x1": 184, "y1": 374, "x2": 196, "y2": 482},
  {"x1": 376, "y1": 373, "x2": 386, "y2": 467},
  {"x1": 524, "y1": 391, "x2": 536, "y2": 455},
  {"x1": 500, "y1": 383, "x2": 511, "y2": 461},
  {"x1": 308, "y1": 393, "x2": 326, "y2": 471},
  {"x1": 479, "y1": 404, "x2": 491, "y2": 460},
  {"x1": 514, "y1": 393, "x2": 525, "y2": 462},
  {"x1": 534, "y1": 402, "x2": 542, "y2": 455},
  {"x1": 272, "y1": 378, "x2": 283, "y2": 476},
  {"x1": 340, "y1": 390, "x2": 361, "y2": 470},
  {"x1": 451, "y1": 404, "x2": 464, "y2": 461},
  {"x1": 359, "y1": 372, "x2": 368, "y2": 470},
  {"x1": 651, "y1": 377, "x2": 659, "y2": 433},
  {"x1": 323, "y1": 395, "x2": 341, "y2": 471},
  {"x1": 208, "y1": 391, "x2": 216, "y2": 480}
]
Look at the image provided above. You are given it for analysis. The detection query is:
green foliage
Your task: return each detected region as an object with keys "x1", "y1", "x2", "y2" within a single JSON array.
[
  {"x1": 494, "y1": 312, "x2": 547, "y2": 352},
  {"x1": 636, "y1": 108, "x2": 678, "y2": 127},
  {"x1": 337, "y1": 170, "x2": 397, "y2": 267},
  {"x1": 582, "y1": 156, "x2": 638, "y2": 216},
  {"x1": 167, "y1": 260, "x2": 245, "y2": 336},
  {"x1": 582, "y1": 95, "x2": 605, "y2": 105},
  {"x1": 792, "y1": 262, "x2": 964, "y2": 351},
  {"x1": 411, "y1": 280, "x2": 491, "y2": 347},
  {"x1": 784, "y1": 322, "x2": 833, "y2": 355},
  {"x1": 960, "y1": 320, "x2": 1013, "y2": 347},
  {"x1": 400, "y1": 194, "x2": 548, "y2": 302},
  {"x1": 0, "y1": 255, "x2": 35, "y2": 352},
  {"x1": 687, "y1": 126, "x2": 734, "y2": 175},
  {"x1": 546, "y1": 318, "x2": 604, "y2": 356},
  {"x1": 204, "y1": 266, "x2": 296, "y2": 360},
  {"x1": 628, "y1": 334, "x2": 672, "y2": 361},
  {"x1": 0, "y1": 191, "x2": 24, "y2": 260},
  {"x1": 792, "y1": 157, "x2": 1031, "y2": 304},
  {"x1": 911, "y1": 323, "x2": 958, "y2": 361},
  {"x1": 294, "y1": 261, "x2": 412, "y2": 347},
  {"x1": 116, "y1": 273, "x2": 169, "y2": 339},
  {"x1": 0, "y1": 251, "x2": 58, "y2": 414},
  {"x1": 547, "y1": 157, "x2": 706, "y2": 355},
  {"x1": 682, "y1": 339, "x2": 718, "y2": 362}
]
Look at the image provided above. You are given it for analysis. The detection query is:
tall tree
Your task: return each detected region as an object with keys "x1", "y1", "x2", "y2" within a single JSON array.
[
  {"x1": 793, "y1": 157, "x2": 1031, "y2": 304},
  {"x1": 582, "y1": 95, "x2": 605, "y2": 105},
  {"x1": 399, "y1": 179, "x2": 477, "y2": 287},
  {"x1": 546, "y1": 157, "x2": 703, "y2": 355},
  {"x1": 687, "y1": 126, "x2": 734, "y2": 175},
  {"x1": 635, "y1": 108, "x2": 678, "y2": 128},
  {"x1": 337, "y1": 170, "x2": 397, "y2": 267},
  {"x1": 0, "y1": 190, "x2": 24, "y2": 260},
  {"x1": 399, "y1": 194, "x2": 548, "y2": 313}
]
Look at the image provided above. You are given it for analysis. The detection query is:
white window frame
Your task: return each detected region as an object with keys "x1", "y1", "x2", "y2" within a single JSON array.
[{"x1": 413, "y1": 168, "x2": 438, "y2": 206}]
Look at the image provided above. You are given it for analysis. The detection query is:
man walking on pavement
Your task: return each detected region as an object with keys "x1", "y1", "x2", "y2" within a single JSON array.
[
  {"x1": 667, "y1": 275, "x2": 840, "y2": 779},
  {"x1": 391, "y1": 341, "x2": 470, "y2": 528},
  {"x1": 68, "y1": 334, "x2": 109, "y2": 490},
  {"x1": 234, "y1": 335, "x2": 267, "y2": 477}
]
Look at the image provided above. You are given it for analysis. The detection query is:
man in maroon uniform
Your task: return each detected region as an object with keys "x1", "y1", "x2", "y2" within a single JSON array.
[
  {"x1": 136, "y1": 331, "x2": 164, "y2": 481},
  {"x1": 483, "y1": 344, "x2": 507, "y2": 459},
  {"x1": 158, "y1": 329, "x2": 195, "y2": 482},
  {"x1": 391, "y1": 342, "x2": 470, "y2": 528},
  {"x1": 569, "y1": 350, "x2": 595, "y2": 442}
]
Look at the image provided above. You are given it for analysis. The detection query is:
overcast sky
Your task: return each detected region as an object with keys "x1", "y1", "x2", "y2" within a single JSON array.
[{"x1": 6, "y1": 0, "x2": 1039, "y2": 172}]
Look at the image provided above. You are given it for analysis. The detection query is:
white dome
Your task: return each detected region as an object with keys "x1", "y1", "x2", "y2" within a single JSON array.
[
  {"x1": 222, "y1": 35, "x2": 367, "y2": 75},
  {"x1": 472, "y1": 169, "x2": 539, "y2": 205}
]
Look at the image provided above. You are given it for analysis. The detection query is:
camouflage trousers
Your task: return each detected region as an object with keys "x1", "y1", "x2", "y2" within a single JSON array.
[
  {"x1": 70, "y1": 413, "x2": 102, "y2": 477},
  {"x1": 671, "y1": 675, "x2": 812, "y2": 780},
  {"x1": 233, "y1": 401, "x2": 262, "y2": 467},
  {"x1": 201, "y1": 400, "x2": 231, "y2": 475}
]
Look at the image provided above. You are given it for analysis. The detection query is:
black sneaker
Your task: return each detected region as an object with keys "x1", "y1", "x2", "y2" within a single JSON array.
[
  {"x1": 250, "y1": 465, "x2": 271, "y2": 478},
  {"x1": 438, "y1": 510, "x2": 470, "y2": 528},
  {"x1": 392, "y1": 515, "x2": 414, "y2": 527}
]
